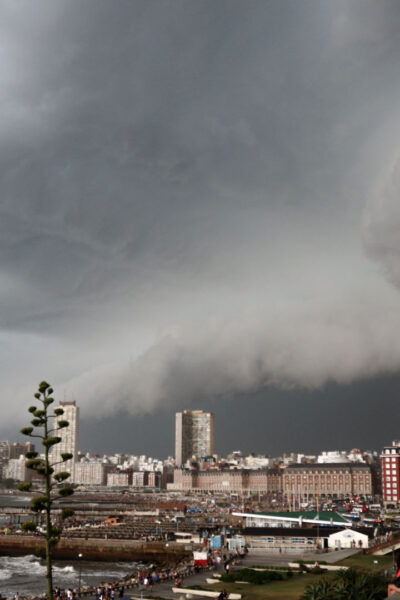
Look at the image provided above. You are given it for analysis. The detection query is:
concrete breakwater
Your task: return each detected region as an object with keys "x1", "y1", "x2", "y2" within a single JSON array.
[{"x1": 0, "y1": 536, "x2": 193, "y2": 562}]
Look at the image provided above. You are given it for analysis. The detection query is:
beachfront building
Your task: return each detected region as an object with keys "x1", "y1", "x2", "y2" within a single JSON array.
[
  {"x1": 175, "y1": 410, "x2": 214, "y2": 467},
  {"x1": 232, "y1": 509, "x2": 352, "y2": 528},
  {"x1": 169, "y1": 467, "x2": 282, "y2": 494},
  {"x1": 51, "y1": 401, "x2": 79, "y2": 483},
  {"x1": 230, "y1": 509, "x2": 371, "y2": 553},
  {"x1": 328, "y1": 528, "x2": 369, "y2": 549},
  {"x1": 282, "y1": 463, "x2": 374, "y2": 507}
]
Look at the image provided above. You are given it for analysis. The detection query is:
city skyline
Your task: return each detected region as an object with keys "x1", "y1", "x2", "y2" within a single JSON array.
[
  {"x1": 5, "y1": 373, "x2": 398, "y2": 461},
  {"x1": 2, "y1": 2, "x2": 400, "y2": 453},
  {"x1": 3, "y1": 370, "x2": 400, "y2": 458}
]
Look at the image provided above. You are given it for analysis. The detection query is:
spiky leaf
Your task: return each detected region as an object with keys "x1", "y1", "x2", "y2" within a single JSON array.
[
  {"x1": 25, "y1": 451, "x2": 38, "y2": 459},
  {"x1": 21, "y1": 427, "x2": 33, "y2": 436},
  {"x1": 54, "y1": 408, "x2": 64, "y2": 416},
  {"x1": 28, "y1": 406, "x2": 37, "y2": 413},
  {"x1": 61, "y1": 453, "x2": 73, "y2": 461},
  {"x1": 42, "y1": 436, "x2": 61, "y2": 447},
  {"x1": 38, "y1": 381, "x2": 50, "y2": 393},
  {"x1": 17, "y1": 482, "x2": 32, "y2": 492},
  {"x1": 58, "y1": 486, "x2": 74, "y2": 497},
  {"x1": 62, "y1": 508, "x2": 74, "y2": 520},
  {"x1": 26, "y1": 458, "x2": 43, "y2": 469},
  {"x1": 54, "y1": 472, "x2": 70, "y2": 482},
  {"x1": 30, "y1": 495, "x2": 48, "y2": 512},
  {"x1": 22, "y1": 521, "x2": 37, "y2": 532}
]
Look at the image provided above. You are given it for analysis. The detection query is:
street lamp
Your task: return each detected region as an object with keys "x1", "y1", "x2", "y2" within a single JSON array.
[
  {"x1": 78, "y1": 553, "x2": 83, "y2": 594},
  {"x1": 165, "y1": 543, "x2": 169, "y2": 566}
]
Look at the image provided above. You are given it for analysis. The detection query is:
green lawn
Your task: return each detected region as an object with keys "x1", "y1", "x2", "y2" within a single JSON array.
[
  {"x1": 205, "y1": 572, "x2": 335, "y2": 600},
  {"x1": 201, "y1": 554, "x2": 394, "y2": 600},
  {"x1": 337, "y1": 551, "x2": 394, "y2": 571}
]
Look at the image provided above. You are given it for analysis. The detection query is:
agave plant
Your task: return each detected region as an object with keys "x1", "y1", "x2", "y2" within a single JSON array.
[{"x1": 19, "y1": 381, "x2": 75, "y2": 600}]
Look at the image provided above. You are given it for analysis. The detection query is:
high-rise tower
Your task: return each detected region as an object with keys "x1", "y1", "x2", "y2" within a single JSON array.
[
  {"x1": 175, "y1": 410, "x2": 214, "y2": 467},
  {"x1": 51, "y1": 401, "x2": 79, "y2": 482},
  {"x1": 381, "y1": 440, "x2": 400, "y2": 507}
]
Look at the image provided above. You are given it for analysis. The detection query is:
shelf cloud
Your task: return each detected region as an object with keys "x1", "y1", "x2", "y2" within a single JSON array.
[{"x1": 2, "y1": 1, "x2": 400, "y2": 446}]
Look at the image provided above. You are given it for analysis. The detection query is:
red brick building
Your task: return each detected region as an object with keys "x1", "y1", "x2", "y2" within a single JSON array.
[
  {"x1": 381, "y1": 440, "x2": 400, "y2": 507},
  {"x1": 283, "y1": 463, "x2": 373, "y2": 506}
]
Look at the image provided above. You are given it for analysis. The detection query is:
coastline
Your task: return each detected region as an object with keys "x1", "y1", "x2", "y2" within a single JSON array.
[{"x1": 0, "y1": 554, "x2": 211, "y2": 600}]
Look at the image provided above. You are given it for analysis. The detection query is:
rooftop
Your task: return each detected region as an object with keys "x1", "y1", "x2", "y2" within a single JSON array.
[{"x1": 233, "y1": 510, "x2": 352, "y2": 527}]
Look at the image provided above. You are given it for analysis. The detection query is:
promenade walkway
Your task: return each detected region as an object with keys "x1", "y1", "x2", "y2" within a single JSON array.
[{"x1": 82, "y1": 549, "x2": 358, "y2": 600}]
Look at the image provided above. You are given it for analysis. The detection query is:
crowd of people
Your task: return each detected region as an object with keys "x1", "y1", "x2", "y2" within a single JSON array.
[{"x1": 32, "y1": 558, "x2": 219, "y2": 600}]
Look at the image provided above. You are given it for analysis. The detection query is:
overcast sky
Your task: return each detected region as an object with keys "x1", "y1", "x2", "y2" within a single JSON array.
[{"x1": 2, "y1": 1, "x2": 400, "y2": 457}]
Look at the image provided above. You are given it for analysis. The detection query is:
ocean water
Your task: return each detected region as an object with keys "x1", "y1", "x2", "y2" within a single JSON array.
[{"x1": 0, "y1": 555, "x2": 141, "y2": 597}]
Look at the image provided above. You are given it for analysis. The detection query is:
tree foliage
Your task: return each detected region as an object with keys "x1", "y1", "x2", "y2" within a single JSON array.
[
  {"x1": 301, "y1": 568, "x2": 388, "y2": 600},
  {"x1": 19, "y1": 381, "x2": 75, "y2": 600}
]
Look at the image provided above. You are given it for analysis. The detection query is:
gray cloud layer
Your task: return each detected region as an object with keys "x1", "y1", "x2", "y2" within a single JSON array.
[{"x1": 2, "y1": 1, "x2": 400, "y2": 430}]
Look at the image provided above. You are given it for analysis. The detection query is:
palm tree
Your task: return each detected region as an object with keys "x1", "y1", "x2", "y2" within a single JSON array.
[{"x1": 302, "y1": 568, "x2": 388, "y2": 600}]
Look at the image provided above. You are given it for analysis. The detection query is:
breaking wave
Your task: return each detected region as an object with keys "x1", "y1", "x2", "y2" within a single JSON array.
[{"x1": 0, "y1": 555, "x2": 140, "y2": 596}]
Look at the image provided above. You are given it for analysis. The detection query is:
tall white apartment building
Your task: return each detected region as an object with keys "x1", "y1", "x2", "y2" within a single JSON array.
[
  {"x1": 51, "y1": 401, "x2": 79, "y2": 482},
  {"x1": 175, "y1": 410, "x2": 214, "y2": 467}
]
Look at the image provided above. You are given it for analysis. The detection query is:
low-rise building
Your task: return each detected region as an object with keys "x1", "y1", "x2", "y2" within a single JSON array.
[
  {"x1": 231, "y1": 510, "x2": 371, "y2": 553},
  {"x1": 107, "y1": 470, "x2": 132, "y2": 487},
  {"x1": 131, "y1": 471, "x2": 161, "y2": 488}
]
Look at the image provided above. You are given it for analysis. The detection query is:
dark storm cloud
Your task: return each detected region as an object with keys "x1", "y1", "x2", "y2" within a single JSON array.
[{"x1": 2, "y1": 0, "x2": 400, "y2": 437}]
